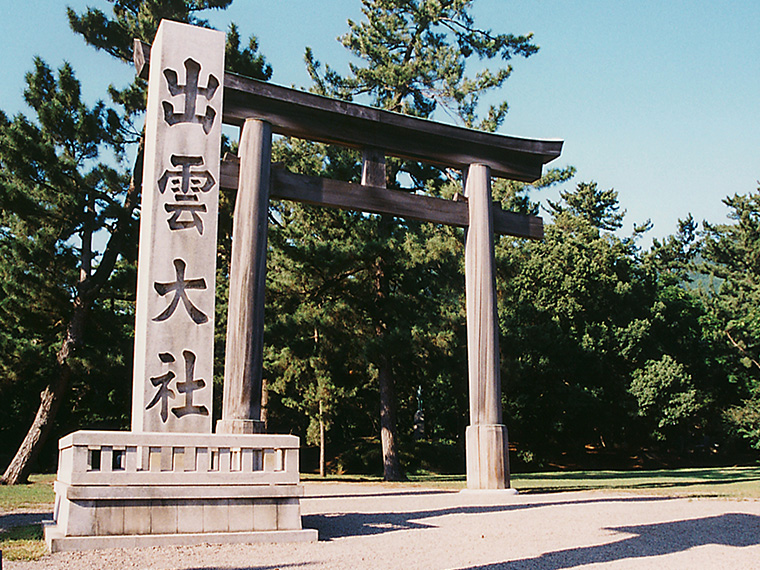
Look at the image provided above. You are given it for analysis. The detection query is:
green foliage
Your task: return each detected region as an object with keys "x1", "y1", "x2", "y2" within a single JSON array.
[
  {"x1": 305, "y1": 0, "x2": 540, "y2": 196},
  {"x1": 0, "y1": 0, "x2": 272, "y2": 477},
  {"x1": 323, "y1": 0, "x2": 537, "y2": 129},
  {"x1": 497, "y1": 194, "x2": 650, "y2": 459},
  {"x1": 68, "y1": 0, "x2": 271, "y2": 115},
  {"x1": 699, "y1": 189, "x2": 760, "y2": 448},
  {"x1": 629, "y1": 355, "x2": 707, "y2": 439},
  {"x1": 724, "y1": 398, "x2": 760, "y2": 449},
  {"x1": 3, "y1": 0, "x2": 759, "y2": 477},
  {"x1": 265, "y1": 0, "x2": 540, "y2": 476},
  {"x1": 493, "y1": 166, "x2": 576, "y2": 216},
  {"x1": 68, "y1": 0, "x2": 234, "y2": 63},
  {"x1": 256, "y1": 2, "x2": 756, "y2": 471},
  {"x1": 225, "y1": 23, "x2": 273, "y2": 80},
  {"x1": 495, "y1": 180, "x2": 737, "y2": 465},
  {"x1": 547, "y1": 181, "x2": 625, "y2": 231},
  {"x1": 0, "y1": 59, "x2": 134, "y2": 465}
]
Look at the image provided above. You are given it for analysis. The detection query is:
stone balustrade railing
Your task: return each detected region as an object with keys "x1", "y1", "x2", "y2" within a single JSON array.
[{"x1": 57, "y1": 431, "x2": 299, "y2": 488}]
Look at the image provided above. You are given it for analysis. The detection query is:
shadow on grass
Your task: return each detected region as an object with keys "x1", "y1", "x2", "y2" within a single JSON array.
[
  {"x1": 0, "y1": 512, "x2": 50, "y2": 532},
  {"x1": 512, "y1": 466, "x2": 760, "y2": 494},
  {"x1": 516, "y1": 466, "x2": 760, "y2": 482},
  {"x1": 454, "y1": 513, "x2": 760, "y2": 570}
]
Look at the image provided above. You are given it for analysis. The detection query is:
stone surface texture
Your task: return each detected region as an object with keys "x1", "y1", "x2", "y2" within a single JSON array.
[
  {"x1": 45, "y1": 431, "x2": 314, "y2": 552},
  {"x1": 131, "y1": 20, "x2": 224, "y2": 433}
]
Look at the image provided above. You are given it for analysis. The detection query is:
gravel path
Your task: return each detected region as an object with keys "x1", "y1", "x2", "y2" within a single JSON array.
[{"x1": 5, "y1": 482, "x2": 760, "y2": 569}]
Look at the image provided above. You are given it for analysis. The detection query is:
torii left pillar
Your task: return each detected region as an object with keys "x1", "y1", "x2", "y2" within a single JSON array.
[
  {"x1": 464, "y1": 163, "x2": 511, "y2": 490},
  {"x1": 217, "y1": 119, "x2": 271, "y2": 434}
]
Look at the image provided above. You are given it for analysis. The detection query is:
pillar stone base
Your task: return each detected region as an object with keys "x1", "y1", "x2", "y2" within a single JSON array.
[
  {"x1": 465, "y1": 424, "x2": 511, "y2": 490},
  {"x1": 216, "y1": 419, "x2": 265, "y2": 434}
]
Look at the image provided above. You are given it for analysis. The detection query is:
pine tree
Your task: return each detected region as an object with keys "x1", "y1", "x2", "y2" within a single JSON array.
[
  {"x1": 701, "y1": 190, "x2": 760, "y2": 448},
  {"x1": 270, "y1": 0, "x2": 539, "y2": 480},
  {"x1": 1, "y1": 0, "x2": 270, "y2": 484},
  {"x1": 496, "y1": 181, "x2": 654, "y2": 462},
  {"x1": 0, "y1": 59, "x2": 134, "y2": 484}
]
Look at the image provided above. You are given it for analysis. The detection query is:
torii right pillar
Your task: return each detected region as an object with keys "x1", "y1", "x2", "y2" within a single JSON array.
[{"x1": 464, "y1": 163, "x2": 511, "y2": 490}]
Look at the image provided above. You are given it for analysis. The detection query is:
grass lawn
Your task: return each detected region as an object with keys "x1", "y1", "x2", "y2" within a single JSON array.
[
  {"x1": 2, "y1": 467, "x2": 759, "y2": 561},
  {"x1": 0, "y1": 474, "x2": 55, "y2": 510},
  {"x1": 303, "y1": 465, "x2": 760, "y2": 498},
  {"x1": 512, "y1": 465, "x2": 760, "y2": 497},
  {"x1": 0, "y1": 474, "x2": 55, "y2": 561}
]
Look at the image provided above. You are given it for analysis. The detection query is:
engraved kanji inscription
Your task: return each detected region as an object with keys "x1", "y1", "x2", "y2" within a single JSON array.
[
  {"x1": 146, "y1": 352, "x2": 176, "y2": 423},
  {"x1": 172, "y1": 350, "x2": 209, "y2": 418},
  {"x1": 157, "y1": 155, "x2": 215, "y2": 234},
  {"x1": 162, "y1": 58, "x2": 218, "y2": 133},
  {"x1": 153, "y1": 259, "x2": 208, "y2": 324},
  {"x1": 146, "y1": 351, "x2": 209, "y2": 423}
]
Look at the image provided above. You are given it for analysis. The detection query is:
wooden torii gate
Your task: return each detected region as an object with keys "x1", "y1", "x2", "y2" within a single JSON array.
[{"x1": 137, "y1": 43, "x2": 562, "y2": 490}]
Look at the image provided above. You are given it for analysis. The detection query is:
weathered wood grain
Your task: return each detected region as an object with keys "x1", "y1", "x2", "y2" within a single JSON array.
[
  {"x1": 220, "y1": 155, "x2": 543, "y2": 239},
  {"x1": 361, "y1": 148, "x2": 386, "y2": 188},
  {"x1": 135, "y1": 41, "x2": 562, "y2": 182},
  {"x1": 464, "y1": 164, "x2": 502, "y2": 427},
  {"x1": 218, "y1": 120, "x2": 270, "y2": 434},
  {"x1": 463, "y1": 164, "x2": 509, "y2": 489}
]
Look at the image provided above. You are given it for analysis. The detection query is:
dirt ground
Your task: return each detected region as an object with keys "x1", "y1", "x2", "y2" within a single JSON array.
[{"x1": 5, "y1": 481, "x2": 760, "y2": 569}]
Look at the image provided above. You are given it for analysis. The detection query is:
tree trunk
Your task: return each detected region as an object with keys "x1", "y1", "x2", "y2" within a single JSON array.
[
  {"x1": 373, "y1": 237, "x2": 404, "y2": 481},
  {"x1": 1, "y1": 146, "x2": 142, "y2": 485},
  {"x1": 378, "y1": 355, "x2": 403, "y2": 480},
  {"x1": 1, "y1": 303, "x2": 85, "y2": 485},
  {"x1": 363, "y1": 152, "x2": 404, "y2": 481},
  {"x1": 261, "y1": 376, "x2": 269, "y2": 432},
  {"x1": 319, "y1": 399, "x2": 326, "y2": 478}
]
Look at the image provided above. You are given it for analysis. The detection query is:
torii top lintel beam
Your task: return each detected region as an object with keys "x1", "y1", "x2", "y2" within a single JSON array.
[{"x1": 135, "y1": 40, "x2": 562, "y2": 183}]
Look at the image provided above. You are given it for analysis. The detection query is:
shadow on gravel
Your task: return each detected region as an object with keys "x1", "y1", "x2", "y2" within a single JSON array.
[
  {"x1": 186, "y1": 562, "x2": 318, "y2": 570},
  {"x1": 454, "y1": 513, "x2": 760, "y2": 570},
  {"x1": 306, "y1": 489, "x2": 458, "y2": 500},
  {"x1": 304, "y1": 495, "x2": 671, "y2": 540}
]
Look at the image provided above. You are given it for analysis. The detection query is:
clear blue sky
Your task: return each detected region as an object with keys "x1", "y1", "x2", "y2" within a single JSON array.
[{"x1": 2, "y1": 0, "x2": 758, "y2": 245}]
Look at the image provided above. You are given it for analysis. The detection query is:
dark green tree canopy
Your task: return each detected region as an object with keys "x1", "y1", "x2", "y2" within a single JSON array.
[
  {"x1": 548, "y1": 181, "x2": 624, "y2": 232},
  {"x1": 307, "y1": 0, "x2": 538, "y2": 130},
  {"x1": 3, "y1": 0, "x2": 759, "y2": 481},
  {"x1": 67, "y1": 0, "x2": 234, "y2": 63},
  {"x1": 68, "y1": 0, "x2": 271, "y2": 115}
]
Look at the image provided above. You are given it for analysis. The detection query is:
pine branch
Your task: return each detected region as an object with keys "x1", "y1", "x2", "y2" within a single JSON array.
[
  {"x1": 79, "y1": 139, "x2": 142, "y2": 303},
  {"x1": 726, "y1": 329, "x2": 760, "y2": 373}
]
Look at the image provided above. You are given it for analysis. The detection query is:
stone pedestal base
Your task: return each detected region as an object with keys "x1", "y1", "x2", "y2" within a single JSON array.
[
  {"x1": 44, "y1": 430, "x2": 317, "y2": 552},
  {"x1": 45, "y1": 483, "x2": 316, "y2": 552},
  {"x1": 45, "y1": 526, "x2": 317, "y2": 552},
  {"x1": 216, "y1": 419, "x2": 265, "y2": 434},
  {"x1": 465, "y1": 424, "x2": 511, "y2": 490}
]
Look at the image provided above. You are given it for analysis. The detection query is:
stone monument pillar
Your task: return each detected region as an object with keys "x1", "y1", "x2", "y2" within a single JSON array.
[
  {"x1": 464, "y1": 163, "x2": 511, "y2": 490},
  {"x1": 45, "y1": 21, "x2": 315, "y2": 552},
  {"x1": 131, "y1": 20, "x2": 223, "y2": 434}
]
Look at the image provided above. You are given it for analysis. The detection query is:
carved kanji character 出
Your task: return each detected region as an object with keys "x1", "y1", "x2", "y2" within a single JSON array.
[{"x1": 162, "y1": 58, "x2": 218, "y2": 133}]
